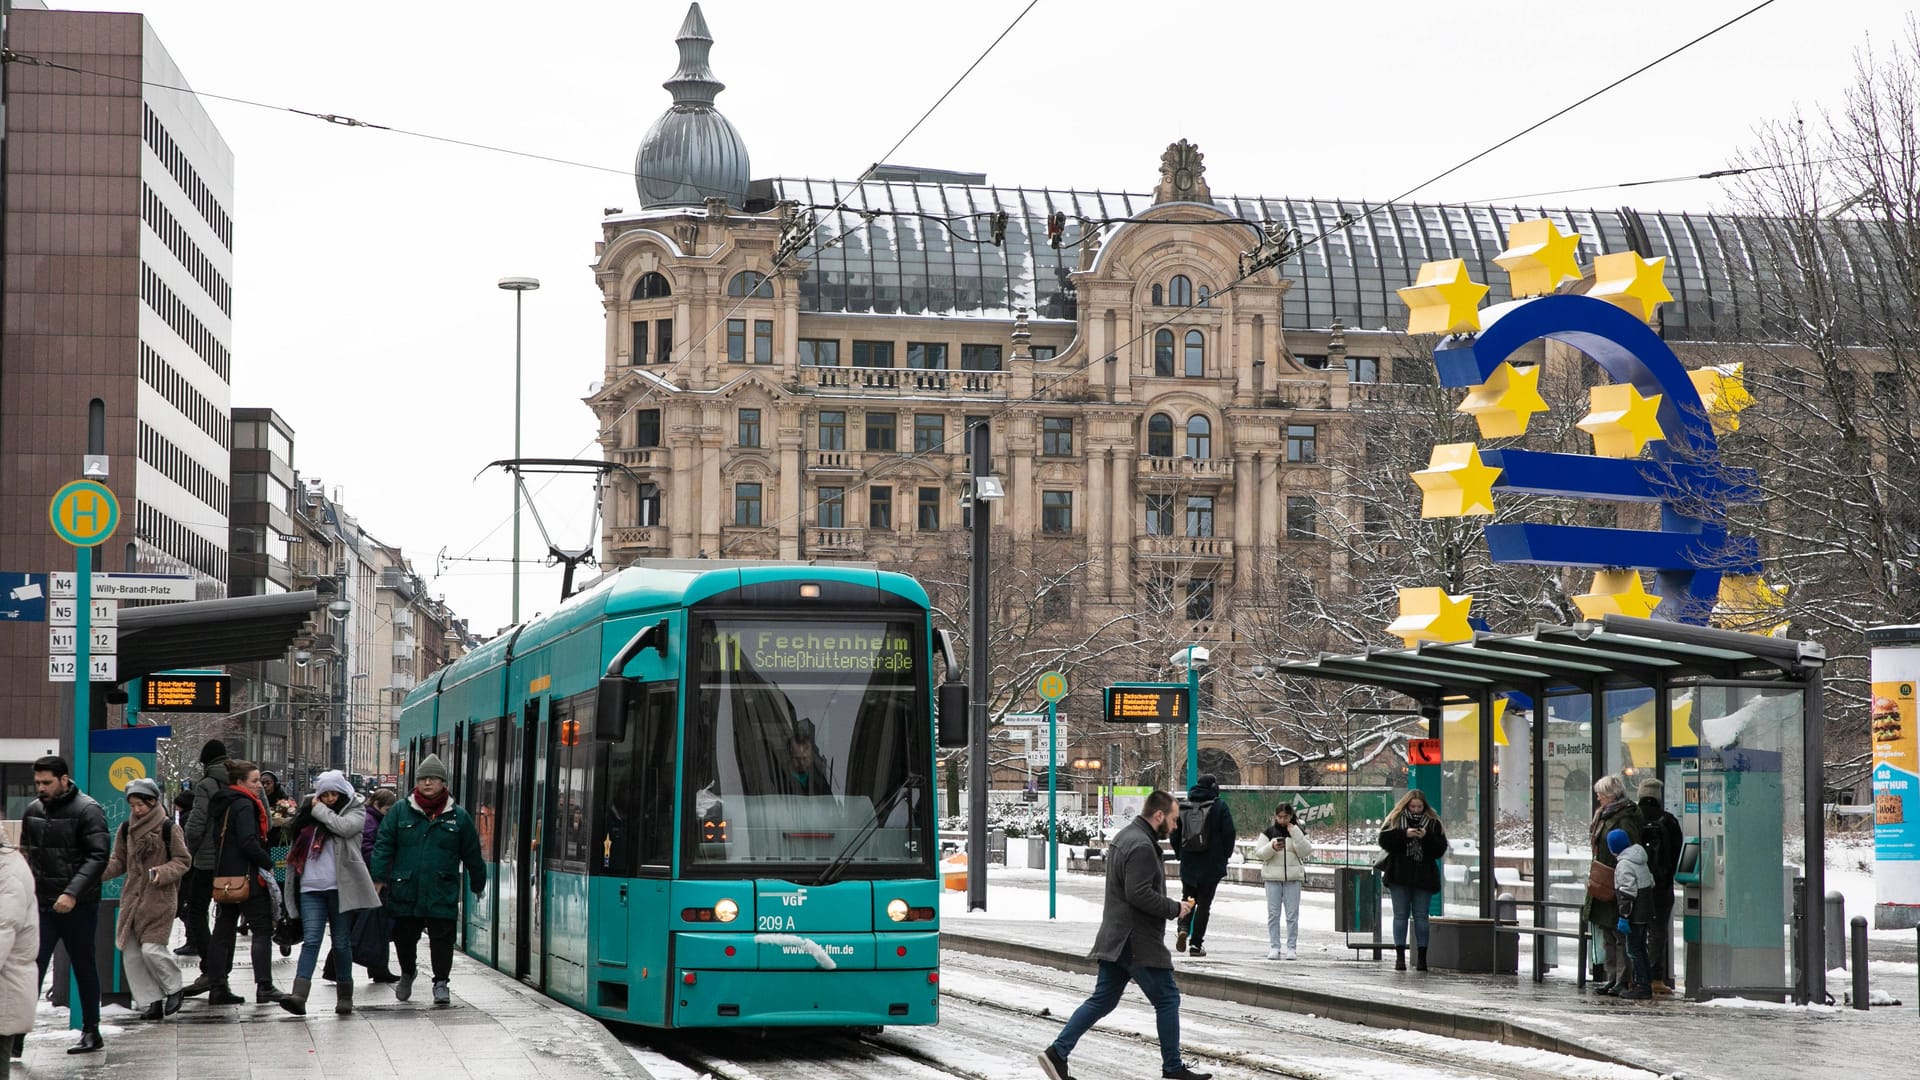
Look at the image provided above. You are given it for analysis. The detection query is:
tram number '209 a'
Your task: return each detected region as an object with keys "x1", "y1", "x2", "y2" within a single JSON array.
[{"x1": 758, "y1": 915, "x2": 797, "y2": 931}]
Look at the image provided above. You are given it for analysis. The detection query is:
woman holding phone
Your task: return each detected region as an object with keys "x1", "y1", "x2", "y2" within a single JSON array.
[
  {"x1": 1377, "y1": 789, "x2": 1448, "y2": 972},
  {"x1": 1250, "y1": 804, "x2": 1312, "y2": 960}
]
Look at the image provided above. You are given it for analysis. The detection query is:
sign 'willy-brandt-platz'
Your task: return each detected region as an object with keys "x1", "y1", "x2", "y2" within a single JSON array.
[{"x1": 1104, "y1": 683, "x2": 1189, "y2": 724}]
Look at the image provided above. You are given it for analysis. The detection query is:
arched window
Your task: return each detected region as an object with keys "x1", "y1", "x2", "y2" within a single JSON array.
[
  {"x1": 1147, "y1": 413, "x2": 1174, "y2": 457},
  {"x1": 1168, "y1": 275, "x2": 1193, "y2": 307},
  {"x1": 631, "y1": 272, "x2": 672, "y2": 300},
  {"x1": 1151, "y1": 283, "x2": 1164, "y2": 306},
  {"x1": 1185, "y1": 415, "x2": 1212, "y2": 459},
  {"x1": 1183, "y1": 330, "x2": 1205, "y2": 377},
  {"x1": 1197, "y1": 285, "x2": 1210, "y2": 308},
  {"x1": 728, "y1": 270, "x2": 774, "y2": 298},
  {"x1": 1153, "y1": 329, "x2": 1175, "y2": 377}
]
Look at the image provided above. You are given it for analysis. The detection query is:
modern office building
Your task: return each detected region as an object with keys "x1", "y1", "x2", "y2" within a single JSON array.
[{"x1": 0, "y1": 6, "x2": 235, "y2": 764}]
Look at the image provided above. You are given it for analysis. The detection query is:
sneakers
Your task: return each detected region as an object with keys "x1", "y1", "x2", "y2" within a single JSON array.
[
  {"x1": 1267, "y1": 948, "x2": 1282, "y2": 960},
  {"x1": 1174, "y1": 929, "x2": 1188, "y2": 953},
  {"x1": 1162, "y1": 1066, "x2": 1213, "y2": 1080},
  {"x1": 395, "y1": 974, "x2": 415, "y2": 1002},
  {"x1": 1037, "y1": 1045, "x2": 1074, "y2": 1080},
  {"x1": 432, "y1": 980, "x2": 451, "y2": 1005},
  {"x1": 1283, "y1": 947, "x2": 1297, "y2": 961},
  {"x1": 1187, "y1": 944, "x2": 1206, "y2": 958}
]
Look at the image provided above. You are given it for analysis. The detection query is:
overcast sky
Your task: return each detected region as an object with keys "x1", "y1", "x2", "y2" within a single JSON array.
[{"x1": 47, "y1": 0, "x2": 1912, "y2": 634}]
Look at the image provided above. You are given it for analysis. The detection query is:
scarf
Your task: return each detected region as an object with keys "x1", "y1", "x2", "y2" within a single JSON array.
[
  {"x1": 124, "y1": 804, "x2": 167, "y2": 867},
  {"x1": 412, "y1": 785, "x2": 450, "y2": 819},
  {"x1": 287, "y1": 824, "x2": 321, "y2": 874},
  {"x1": 1403, "y1": 812, "x2": 1427, "y2": 864}
]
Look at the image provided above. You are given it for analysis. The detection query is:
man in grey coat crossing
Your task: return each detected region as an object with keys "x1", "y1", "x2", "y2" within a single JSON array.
[{"x1": 1039, "y1": 790, "x2": 1211, "y2": 1080}]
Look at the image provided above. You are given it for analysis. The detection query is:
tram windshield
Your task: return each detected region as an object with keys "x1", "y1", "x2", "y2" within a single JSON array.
[{"x1": 685, "y1": 615, "x2": 932, "y2": 877}]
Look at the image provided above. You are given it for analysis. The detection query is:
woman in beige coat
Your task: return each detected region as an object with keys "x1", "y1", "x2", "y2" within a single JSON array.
[
  {"x1": 102, "y1": 778, "x2": 192, "y2": 1019},
  {"x1": 0, "y1": 817, "x2": 40, "y2": 1076}
]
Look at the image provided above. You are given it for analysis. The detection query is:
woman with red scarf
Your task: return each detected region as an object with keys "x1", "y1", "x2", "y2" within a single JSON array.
[
  {"x1": 371, "y1": 755, "x2": 485, "y2": 1006},
  {"x1": 190, "y1": 760, "x2": 287, "y2": 1006}
]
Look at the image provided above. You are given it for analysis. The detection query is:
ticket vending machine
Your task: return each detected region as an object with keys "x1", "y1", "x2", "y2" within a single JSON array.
[{"x1": 1676, "y1": 836, "x2": 1709, "y2": 992}]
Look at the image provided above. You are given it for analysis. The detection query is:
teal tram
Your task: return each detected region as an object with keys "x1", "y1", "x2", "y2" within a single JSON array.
[{"x1": 395, "y1": 561, "x2": 967, "y2": 1029}]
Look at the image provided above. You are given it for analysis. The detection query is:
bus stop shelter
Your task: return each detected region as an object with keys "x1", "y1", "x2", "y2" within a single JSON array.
[{"x1": 1272, "y1": 613, "x2": 1829, "y2": 1004}]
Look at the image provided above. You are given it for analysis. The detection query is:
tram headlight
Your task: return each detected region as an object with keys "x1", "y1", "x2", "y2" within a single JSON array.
[
  {"x1": 886, "y1": 898, "x2": 910, "y2": 923},
  {"x1": 714, "y1": 898, "x2": 740, "y2": 923}
]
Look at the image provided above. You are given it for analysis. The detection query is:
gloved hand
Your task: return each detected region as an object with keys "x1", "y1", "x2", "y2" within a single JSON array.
[{"x1": 1616, "y1": 917, "x2": 1629, "y2": 935}]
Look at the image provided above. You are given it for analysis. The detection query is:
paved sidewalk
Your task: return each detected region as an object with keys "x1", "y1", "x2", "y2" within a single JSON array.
[
  {"x1": 945, "y1": 868, "x2": 1914, "y2": 1080},
  {"x1": 22, "y1": 941, "x2": 642, "y2": 1079}
]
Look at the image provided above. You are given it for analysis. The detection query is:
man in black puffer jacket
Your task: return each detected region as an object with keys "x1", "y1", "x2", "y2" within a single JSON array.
[{"x1": 21, "y1": 754, "x2": 110, "y2": 1054}]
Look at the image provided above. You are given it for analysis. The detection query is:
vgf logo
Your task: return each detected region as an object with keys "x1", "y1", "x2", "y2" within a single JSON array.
[{"x1": 779, "y1": 889, "x2": 808, "y2": 907}]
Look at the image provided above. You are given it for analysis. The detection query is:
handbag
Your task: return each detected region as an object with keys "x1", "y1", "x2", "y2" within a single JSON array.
[
  {"x1": 211, "y1": 815, "x2": 253, "y2": 905},
  {"x1": 1586, "y1": 858, "x2": 1617, "y2": 902}
]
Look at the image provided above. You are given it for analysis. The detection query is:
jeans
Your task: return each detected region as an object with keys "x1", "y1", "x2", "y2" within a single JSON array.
[
  {"x1": 1387, "y1": 884, "x2": 1434, "y2": 948},
  {"x1": 393, "y1": 916, "x2": 457, "y2": 982},
  {"x1": 181, "y1": 868, "x2": 213, "y2": 953},
  {"x1": 206, "y1": 888, "x2": 275, "y2": 991},
  {"x1": 1264, "y1": 881, "x2": 1301, "y2": 951},
  {"x1": 35, "y1": 902, "x2": 101, "y2": 1029},
  {"x1": 1178, "y1": 876, "x2": 1221, "y2": 946},
  {"x1": 297, "y1": 889, "x2": 355, "y2": 982},
  {"x1": 1625, "y1": 923, "x2": 1651, "y2": 990},
  {"x1": 1048, "y1": 945, "x2": 1186, "y2": 1073},
  {"x1": 1594, "y1": 921, "x2": 1628, "y2": 987}
]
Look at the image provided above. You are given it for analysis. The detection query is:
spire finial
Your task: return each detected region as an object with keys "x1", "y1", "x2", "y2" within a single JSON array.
[{"x1": 666, "y1": 3, "x2": 725, "y2": 107}]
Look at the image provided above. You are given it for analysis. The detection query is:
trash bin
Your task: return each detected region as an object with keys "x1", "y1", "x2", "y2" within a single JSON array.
[{"x1": 1336, "y1": 866, "x2": 1381, "y2": 933}]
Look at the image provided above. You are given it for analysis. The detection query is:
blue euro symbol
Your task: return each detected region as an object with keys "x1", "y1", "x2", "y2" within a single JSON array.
[{"x1": 1433, "y1": 295, "x2": 1760, "y2": 624}]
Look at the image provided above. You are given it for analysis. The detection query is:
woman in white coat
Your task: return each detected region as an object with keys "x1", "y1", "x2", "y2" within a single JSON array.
[
  {"x1": 0, "y1": 821, "x2": 40, "y2": 1078},
  {"x1": 1248, "y1": 803, "x2": 1313, "y2": 960}
]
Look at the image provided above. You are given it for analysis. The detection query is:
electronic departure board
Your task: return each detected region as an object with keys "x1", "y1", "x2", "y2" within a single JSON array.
[
  {"x1": 1104, "y1": 684, "x2": 1189, "y2": 724},
  {"x1": 141, "y1": 673, "x2": 232, "y2": 714}
]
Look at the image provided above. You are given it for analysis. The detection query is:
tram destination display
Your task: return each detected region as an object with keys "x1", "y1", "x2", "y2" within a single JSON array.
[
  {"x1": 1104, "y1": 684, "x2": 1189, "y2": 724},
  {"x1": 140, "y1": 673, "x2": 231, "y2": 713}
]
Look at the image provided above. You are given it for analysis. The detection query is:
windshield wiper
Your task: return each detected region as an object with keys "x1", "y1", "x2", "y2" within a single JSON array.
[{"x1": 812, "y1": 774, "x2": 925, "y2": 887}]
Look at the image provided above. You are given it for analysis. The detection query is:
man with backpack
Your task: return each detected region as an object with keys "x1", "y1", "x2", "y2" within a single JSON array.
[
  {"x1": 1166, "y1": 774, "x2": 1234, "y2": 958},
  {"x1": 1636, "y1": 778, "x2": 1684, "y2": 993}
]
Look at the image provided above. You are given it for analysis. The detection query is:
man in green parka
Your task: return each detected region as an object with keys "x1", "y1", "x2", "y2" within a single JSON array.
[{"x1": 371, "y1": 755, "x2": 485, "y2": 1006}]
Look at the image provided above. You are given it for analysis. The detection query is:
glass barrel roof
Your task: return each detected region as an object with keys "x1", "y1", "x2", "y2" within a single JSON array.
[{"x1": 763, "y1": 178, "x2": 1898, "y2": 343}]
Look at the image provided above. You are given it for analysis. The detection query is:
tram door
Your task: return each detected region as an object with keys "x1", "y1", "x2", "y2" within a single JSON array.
[
  {"x1": 498, "y1": 702, "x2": 527, "y2": 979},
  {"x1": 507, "y1": 696, "x2": 548, "y2": 986}
]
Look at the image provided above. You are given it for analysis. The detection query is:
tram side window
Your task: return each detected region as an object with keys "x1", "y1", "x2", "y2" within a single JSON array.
[
  {"x1": 550, "y1": 691, "x2": 596, "y2": 872},
  {"x1": 471, "y1": 721, "x2": 501, "y2": 861}
]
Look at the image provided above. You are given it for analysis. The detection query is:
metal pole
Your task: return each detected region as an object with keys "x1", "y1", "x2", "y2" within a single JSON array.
[
  {"x1": 966, "y1": 422, "x2": 991, "y2": 912},
  {"x1": 511, "y1": 288, "x2": 523, "y2": 627},
  {"x1": 1185, "y1": 644, "x2": 1199, "y2": 790},
  {"x1": 70, "y1": 543, "x2": 90, "y2": 1032},
  {"x1": 1047, "y1": 700, "x2": 1058, "y2": 919},
  {"x1": 1850, "y1": 916, "x2": 1868, "y2": 1010},
  {"x1": 1802, "y1": 660, "x2": 1827, "y2": 1006}
]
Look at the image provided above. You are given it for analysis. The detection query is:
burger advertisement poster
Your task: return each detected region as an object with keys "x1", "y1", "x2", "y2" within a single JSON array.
[{"x1": 1870, "y1": 626, "x2": 1920, "y2": 925}]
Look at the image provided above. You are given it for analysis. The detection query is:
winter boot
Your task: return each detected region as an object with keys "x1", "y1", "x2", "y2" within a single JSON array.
[
  {"x1": 1394, "y1": 947, "x2": 1407, "y2": 971},
  {"x1": 207, "y1": 985, "x2": 246, "y2": 1005},
  {"x1": 395, "y1": 973, "x2": 415, "y2": 1002},
  {"x1": 432, "y1": 979, "x2": 451, "y2": 1006},
  {"x1": 279, "y1": 977, "x2": 310, "y2": 1016},
  {"x1": 336, "y1": 977, "x2": 355, "y2": 1015},
  {"x1": 1416, "y1": 947, "x2": 1429, "y2": 972},
  {"x1": 256, "y1": 983, "x2": 287, "y2": 1004}
]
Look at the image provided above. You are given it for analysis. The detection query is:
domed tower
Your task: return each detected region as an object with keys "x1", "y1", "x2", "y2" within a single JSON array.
[{"x1": 633, "y1": 3, "x2": 751, "y2": 209}]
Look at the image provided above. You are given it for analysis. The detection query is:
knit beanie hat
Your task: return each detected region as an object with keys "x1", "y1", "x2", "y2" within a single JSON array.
[
  {"x1": 199, "y1": 739, "x2": 229, "y2": 765},
  {"x1": 315, "y1": 770, "x2": 355, "y2": 798},
  {"x1": 124, "y1": 778, "x2": 161, "y2": 802},
  {"x1": 415, "y1": 754, "x2": 450, "y2": 782},
  {"x1": 1606, "y1": 828, "x2": 1631, "y2": 855},
  {"x1": 1636, "y1": 777, "x2": 1664, "y2": 800}
]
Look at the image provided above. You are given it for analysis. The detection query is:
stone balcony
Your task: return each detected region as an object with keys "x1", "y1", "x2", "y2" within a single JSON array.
[
  {"x1": 1136, "y1": 455, "x2": 1235, "y2": 483},
  {"x1": 798, "y1": 364, "x2": 1010, "y2": 398},
  {"x1": 609, "y1": 525, "x2": 670, "y2": 555},
  {"x1": 808, "y1": 450, "x2": 860, "y2": 471},
  {"x1": 608, "y1": 446, "x2": 670, "y2": 470},
  {"x1": 1134, "y1": 535, "x2": 1234, "y2": 561},
  {"x1": 806, "y1": 526, "x2": 867, "y2": 556}
]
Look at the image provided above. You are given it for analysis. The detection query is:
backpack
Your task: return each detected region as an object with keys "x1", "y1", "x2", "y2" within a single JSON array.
[{"x1": 1179, "y1": 802, "x2": 1212, "y2": 854}]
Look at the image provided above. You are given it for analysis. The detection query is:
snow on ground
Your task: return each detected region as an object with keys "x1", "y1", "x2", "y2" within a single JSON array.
[{"x1": 938, "y1": 873, "x2": 1104, "y2": 923}]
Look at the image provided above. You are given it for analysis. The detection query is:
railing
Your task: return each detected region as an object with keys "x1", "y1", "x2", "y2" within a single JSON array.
[
  {"x1": 608, "y1": 446, "x2": 669, "y2": 469},
  {"x1": 808, "y1": 450, "x2": 858, "y2": 471},
  {"x1": 610, "y1": 525, "x2": 669, "y2": 552},
  {"x1": 798, "y1": 365, "x2": 1011, "y2": 397},
  {"x1": 1137, "y1": 455, "x2": 1235, "y2": 482},
  {"x1": 1134, "y1": 535, "x2": 1234, "y2": 560},
  {"x1": 807, "y1": 526, "x2": 867, "y2": 555},
  {"x1": 1264, "y1": 380, "x2": 1333, "y2": 410}
]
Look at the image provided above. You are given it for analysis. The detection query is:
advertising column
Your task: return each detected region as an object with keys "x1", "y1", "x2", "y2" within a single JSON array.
[{"x1": 1870, "y1": 625, "x2": 1920, "y2": 930}]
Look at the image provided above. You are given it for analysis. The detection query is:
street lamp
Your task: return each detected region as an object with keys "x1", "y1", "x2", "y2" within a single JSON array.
[
  {"x1": 1170, "y1": 645, "x2": 1210, "y2": 791},
  {"x1": 965, "y1": 421, "x2": 1007, "y2": 914},
  {"x1": 498, "y1": 275, "x2": 540, "y2": 626}
]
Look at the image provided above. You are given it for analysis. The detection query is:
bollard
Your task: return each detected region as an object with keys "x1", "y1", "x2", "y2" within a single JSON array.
[
  {"x1": 1850, "y1": 916, "x2": 1869, "y2": 1010},
  {"x1": 1824, "y1": 891, "x2": 1847, "y2": 971},
  {"x1": 1495, "y1": 891, "x2": 1518, "y2": 925}
]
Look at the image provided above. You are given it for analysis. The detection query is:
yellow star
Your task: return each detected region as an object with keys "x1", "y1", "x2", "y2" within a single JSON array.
[
  {"x1": 1457, "y1": 362, "x2": 1551, "y2": 439},
  {"x1": 1588, "y1": 251, "x2": 1674, "y2": 323},
  {"x1": 1576, "y1": 383, "x2": 1666, "y2": 458},
  {"x1": 1688, "y1": 363, "x2": 1755, "y2": 435},
  {"x1": 1397, "y1": 259, "x2": 1490, "y2": 336},
  {"x1": 1387, "y1": 587, "x2": 1475, "y2": 648},
  {"x1": 1573, "y1": 570, "x2": 1662, "y2": 621},
  {"x1": 1410, "y1": 442, "x2": 1501, "y2": 517},
  {"x1": 1712, "y1": 574, "x2": 1789, "y2": 635},
  {"x1": 1494, "y1": 219, "x2": 1583, "y2": 299}
]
